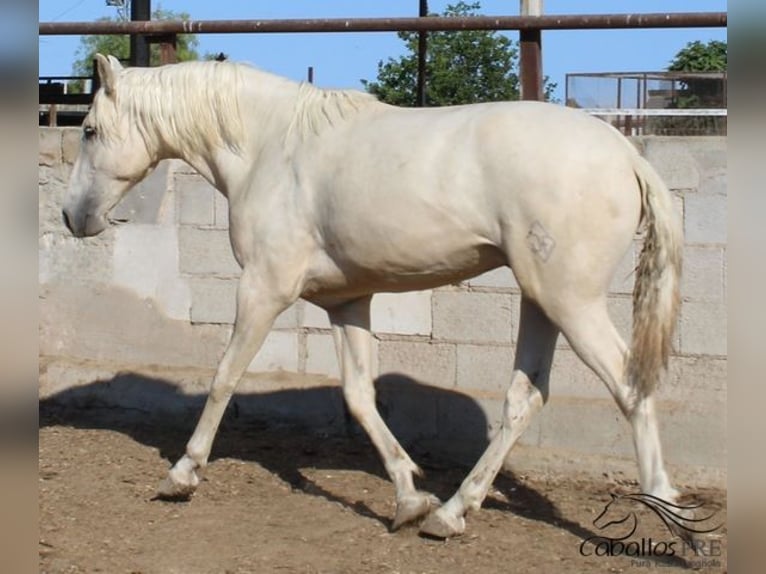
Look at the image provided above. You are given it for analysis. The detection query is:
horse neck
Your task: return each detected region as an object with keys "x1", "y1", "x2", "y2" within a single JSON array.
[{"x1": 153, "y1": 66, "x2": 299, "y2": 196}]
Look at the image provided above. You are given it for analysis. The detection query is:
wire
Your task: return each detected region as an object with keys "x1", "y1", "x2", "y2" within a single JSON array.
[{"x1": 50, "y1": 0, "x2": 90, "y2": 22}]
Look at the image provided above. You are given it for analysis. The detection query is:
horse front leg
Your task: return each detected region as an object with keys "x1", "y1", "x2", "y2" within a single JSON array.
[
  {"x1": 329, "y1": 296, "x2": 439, "y2": 530},
  {"x1": 157, "y1": 268, "x2": 292, "y2": 499}
]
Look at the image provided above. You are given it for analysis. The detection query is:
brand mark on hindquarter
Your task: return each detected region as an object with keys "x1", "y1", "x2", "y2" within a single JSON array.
[{"x1": 527, "y1": 221, "x2": 555, "y2": 262}]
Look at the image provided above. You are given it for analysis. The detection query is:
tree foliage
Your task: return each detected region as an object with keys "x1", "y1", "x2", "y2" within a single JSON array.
[
  {"x1": 362, "y1": 1, "x2": 555, "y2": 106},
  {"x1": 652, "y1": 40, "x2": 727, "y2": 135},
  {"x1": 70, "y1": 8, "x2": 200, "y2": 80},
  {"x1": 668, "y1": 40, "x2": 727, "y2": 72}
]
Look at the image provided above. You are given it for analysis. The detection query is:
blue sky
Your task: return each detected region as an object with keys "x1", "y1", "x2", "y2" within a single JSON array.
[{"x1": 38, "y1": 1, "x2": 727, "y2": 101}]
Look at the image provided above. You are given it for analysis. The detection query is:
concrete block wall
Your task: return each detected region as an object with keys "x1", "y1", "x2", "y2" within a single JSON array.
[{"x1": 39, "y1": 129, "x2": 726, "y2": 486}]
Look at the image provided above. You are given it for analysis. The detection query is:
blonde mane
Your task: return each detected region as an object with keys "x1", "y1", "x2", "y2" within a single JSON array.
[
  {"x1": 112, "y1": 61, "x2": 246, "y2": 157},
  {"x1": 287, "y1": 81, "x2": 380, "y2": 142},
  {"x1": 93, "y1": 60, "x2": 380, "y2": 157}
]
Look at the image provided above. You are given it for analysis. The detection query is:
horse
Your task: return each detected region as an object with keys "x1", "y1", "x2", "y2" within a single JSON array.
[{"x1": 62, "y1": 54, "x2": 683, "y2": 539}]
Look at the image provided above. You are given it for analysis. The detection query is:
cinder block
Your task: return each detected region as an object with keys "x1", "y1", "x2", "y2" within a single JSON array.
[
  {"x1": 680, "y1": 301, "x2": 727, "y2": 356},
  {"x1": 376, "y1": 375, "x2": 440, "y2": 441},
  {"x1": 39, "y1": 233, "x2": 113, "y2": 286},
  {"x1": 643, "y1": 138, "x2": 700, "y2": 190},
  {"x1": 247, "y1": 331, "x2": 300, "y2": 372},
  {"x1": 686, "y1": 137, "x2": 727, "y2": 180},
  {"x1": 657, "y1": 403, "x2": 726, "y2": 468},
  {"x1": 175, "y1": 174, "x2": 216, "y2": 226},
  {"x1": 550, "y1": 348, "x2": 608, "y2": 400},
  {"x1": 62, "y1": 128, "x2": 82, "y2": 164},
  {"x1": 189, "y1": 278, "x2": 299, "y2": 327},
  {"x1": 273, "y1": 303, "x2": 300, "y2": 330},
  {"x1": 662, "y1": 355, "x2": 727, "y2": 404},
  {"x1": 302, "y1": 301, "x2": 331, "y2": 329},
  {"x1": 699, "y1": 173, "x2": 726, "y2": 197},
  {"x1": 371, "y1": 291, "x2": 432, "y2": 335},
  {"x1": 466, "y1": 266, "x2": 519, "y2": 290},
  {"x1": 112, "y1": 225, "x2": 191, "y2": 321},
  {"x1": 433, "y1": 291, "x2": 513, "y2": 344},
  {"x1": 436, "y1": 394, "x2": 506, "y2": 451},
  {"x1": 681, "y1": 246, "x2": 724, "y2": 301},
  {"x1": 684, "y1": 194, "x2": 726, "y2": 244},
  {"x1": 178, "y1": 227, "x2": 241, "y2": 276},
  {"x1": 606, "y1": 296, "x2": 633, "y2": 342},
  {"x1": 378, "y1": 340, "x2": 456, "y2": 389},
  {"x1": 189, "y1": 277, "x2": 237, "y2": 324},
  {"x1": 39, "y1": 166, "x2": 72, "y2": 234},
  {"x1": 609, "y1": 245, "x2": 636, "y2": 295},
  {"x1": 456, "y1": 344, "x2": 514, "y2": 394},
  {"x1": 39, "y1": 129, "x2": 62, "y2": 167},
  {"x1": 305, "y1": 332, "x2": 339, "y2": 378},
  {"x1": 112, "y1": 162, "x2": 170, "y2": 225},
  {"x1": 214, "y1": 191, "x2": 229, "y2": 228},
  {"x1": 537, "y1": 397, "x2": 632, "y2": 458}
]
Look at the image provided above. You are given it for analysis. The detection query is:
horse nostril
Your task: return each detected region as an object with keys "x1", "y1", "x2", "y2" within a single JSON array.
[{"x1": 62, "y1": 209, "x2": 73, "y2": 233}]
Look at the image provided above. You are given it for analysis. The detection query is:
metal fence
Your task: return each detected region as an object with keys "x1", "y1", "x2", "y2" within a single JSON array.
[
  {"x1": 38, "y1": 11, "x2": 727, "y2": 126},
  {"x1": 566, "y1": 71, "x2": 727, "y2": 136}
]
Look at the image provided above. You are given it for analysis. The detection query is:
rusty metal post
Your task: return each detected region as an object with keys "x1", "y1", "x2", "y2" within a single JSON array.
[
  {"x1": 416, "y1": 0, "x2": 428, "y2": 107},
  {"x1": 157, "y1": 34, "x2": 177, "y2": 64},
  {"x1": 130, "y1": 0, "x2": 151, "y2": 66},
  {"x1": 519, "y1": 0, "x2": 543, "y2": 101}
]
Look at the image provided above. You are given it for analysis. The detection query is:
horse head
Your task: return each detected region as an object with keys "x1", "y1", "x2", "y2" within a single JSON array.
[{"x1": 63, "y1": 53, "x2": 156, "y2": 237}]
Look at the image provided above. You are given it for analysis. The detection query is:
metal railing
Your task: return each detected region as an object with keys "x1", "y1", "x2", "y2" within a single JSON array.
[{"x1": 38, "y1": 11, "x2": 727, "y2": 124}]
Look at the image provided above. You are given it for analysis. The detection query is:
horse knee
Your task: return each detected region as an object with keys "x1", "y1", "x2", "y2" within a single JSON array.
[{"x1": 502, "y1": 375, "x2": 544, "y2": 427}]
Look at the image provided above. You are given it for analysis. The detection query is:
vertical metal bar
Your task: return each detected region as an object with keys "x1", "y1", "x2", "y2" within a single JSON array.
[
  {"x1": 130, "y1": 0, "x2": 151, "y2": 67},
  {"x1": 159, "y1": 35, "x2": 177, "y2": 64},
  {"x1": 416, "y1": 0, "x2": 428, "y2": 106},
  {"x1": 91, "y1": 57, "x2": 100, "y2": 94},
  {"x1": 617, "y1": 77, "x2": 622, "y2": 109},
  {"x1": 520, "y1": 0, "x2": 543, "y2": 101}
]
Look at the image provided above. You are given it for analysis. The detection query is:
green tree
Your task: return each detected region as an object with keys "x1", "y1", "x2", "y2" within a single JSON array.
[
  {"x1": 362, "y1": 1, "x2": 555, "y2": 106},
  {"x1": 651, "y1": 40, "x2": 727, "y2": 135},
  {"x1": 69, "y1": 8, "x2": 200, "y2": 91},
  {"x1": 668, "y1": 40, "x2": 727, "y2": 72}
]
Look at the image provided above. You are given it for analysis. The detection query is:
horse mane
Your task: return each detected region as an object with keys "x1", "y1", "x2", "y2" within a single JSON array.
[
  {"x1": 110, "y1": 61, "x2": 246, "y2": 158},
  {"x1": 287, "y1": 81, "x2": 380, "y2": 142},
  {"x1": 103, "y1": 60, "x2": 379, "y2": 157}
]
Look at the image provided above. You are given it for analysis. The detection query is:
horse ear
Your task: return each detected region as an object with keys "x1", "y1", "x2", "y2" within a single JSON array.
[
  {"x1": 95, "y1": 53, "x2": 119, "y2": 99},
  {"x1": 107, "y1": 55, "x2": 124, "y2": 72}
]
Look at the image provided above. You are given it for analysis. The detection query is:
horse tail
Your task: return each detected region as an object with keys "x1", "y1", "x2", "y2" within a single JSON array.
[{"x1": 628, "y1": 154, "x2": 683, "y2": 401}]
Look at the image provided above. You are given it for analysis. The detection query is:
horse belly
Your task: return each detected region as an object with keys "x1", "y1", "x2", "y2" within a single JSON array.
[{"x1": 301, "y1": 224, "x2": 505, "y2": 304}]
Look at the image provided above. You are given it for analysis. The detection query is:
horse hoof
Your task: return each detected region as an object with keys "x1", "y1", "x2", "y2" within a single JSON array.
[
  {"x1": 155, "y1": 467, "x2": 199, "y2": 501},
  {"x1": 419, "y1": 508, "x2": 466, "y2": 539},
  {"x1": 392, "y1": 492, "x2": 441, "y2": 531}
]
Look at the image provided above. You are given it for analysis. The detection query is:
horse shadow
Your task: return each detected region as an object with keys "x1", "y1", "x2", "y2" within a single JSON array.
[{"x1": 37, "y1": 368, "x2": 686, "y2": 564}]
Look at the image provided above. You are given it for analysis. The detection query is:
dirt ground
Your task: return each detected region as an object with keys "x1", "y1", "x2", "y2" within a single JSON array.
[{"x1": 39, "y1": 403, "x2": 726, "y2": 574}]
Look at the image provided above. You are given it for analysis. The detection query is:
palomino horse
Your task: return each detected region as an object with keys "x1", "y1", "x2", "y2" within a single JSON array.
[{"x1": 63, "y1": 54, "x2": 683, "y2": 538}]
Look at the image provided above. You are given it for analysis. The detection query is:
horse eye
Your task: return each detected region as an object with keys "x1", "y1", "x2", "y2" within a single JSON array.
[{"x1": 83, "y1": 126, "x2": 97, "y2": 139}]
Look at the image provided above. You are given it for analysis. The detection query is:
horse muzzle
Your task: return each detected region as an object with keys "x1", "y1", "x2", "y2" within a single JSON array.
[{"x1": 62, "y1": 207, "x2": 108, "y2": 237}]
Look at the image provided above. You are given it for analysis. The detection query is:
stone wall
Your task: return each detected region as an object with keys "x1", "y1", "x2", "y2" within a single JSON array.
[{"x1": 39, "y1": 128, "x2": 726, "y2": 486}]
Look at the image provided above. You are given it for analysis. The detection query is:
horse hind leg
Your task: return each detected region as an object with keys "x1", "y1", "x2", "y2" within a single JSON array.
[
  {"x1": 420, "y1": 296, "x2": 559, "y2": 538},
  {"x1": 328, "y1": 296, "x2": 439, "y2": 530},
  {"x1": 555, "y1": 299, "x2": 678, "y2": 502}
]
